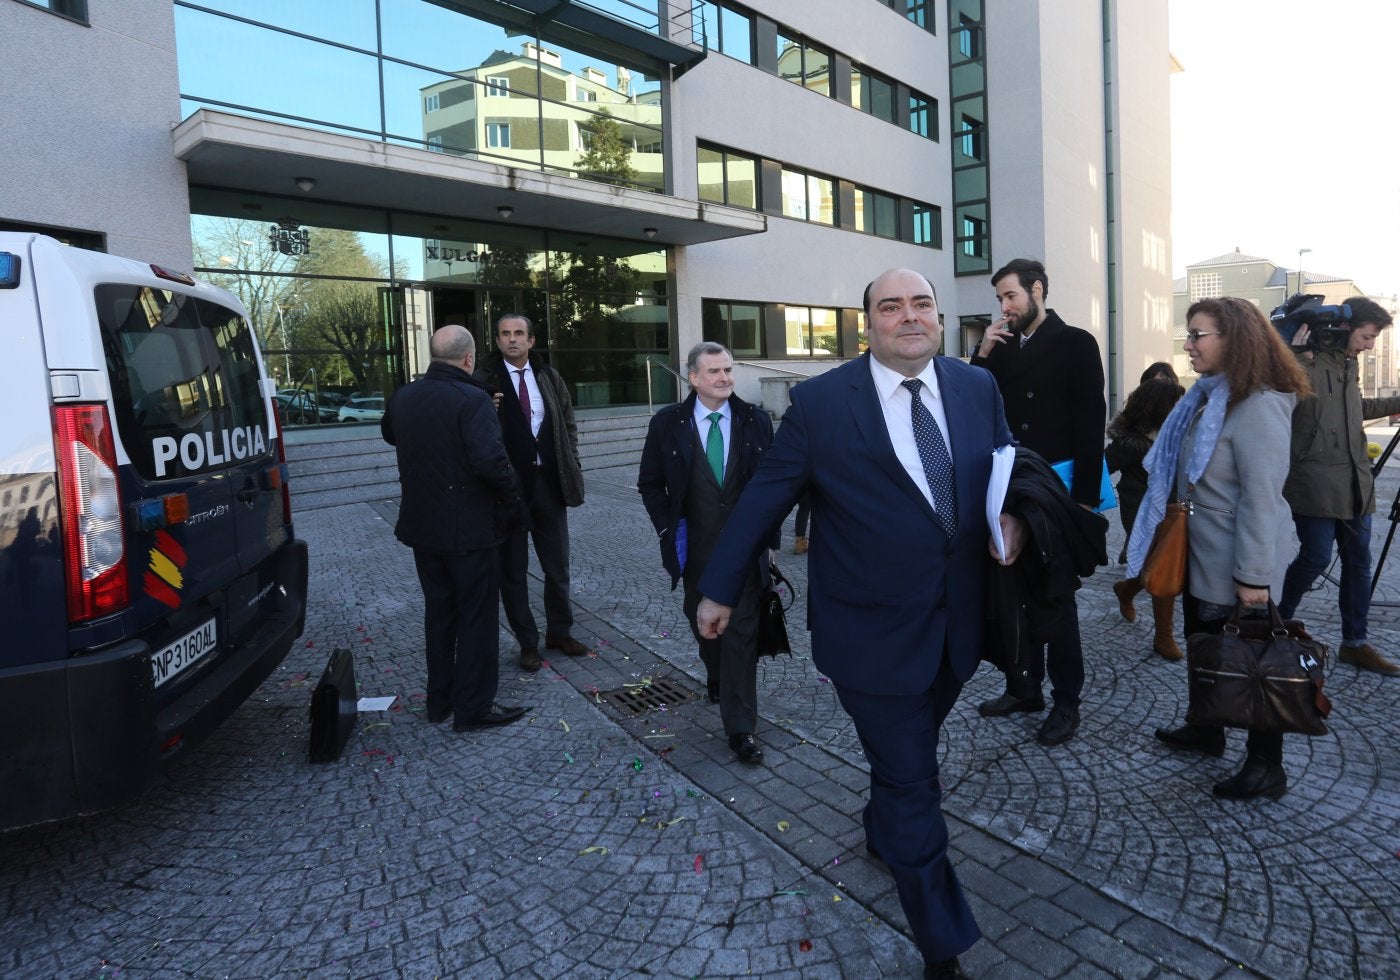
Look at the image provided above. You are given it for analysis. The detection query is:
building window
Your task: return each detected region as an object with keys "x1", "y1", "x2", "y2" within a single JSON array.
[
  {"x1": 578, "y1": 89, "x2": 598, "y2": 102},
  {"x1": 853, "y1": 67, "x2": 896, "y2": 123},
  {"x1": 697, "y1": 144, "x2": 758, "y2": 209},
  {"x1": 16, "y1": 0, "x2": 87, "y2": 21},
  {"x1": 1190, "y1": 272, "x2": 1223, "y2": 300},
  {"x1": 780, "y1": 168, "x2": 834, "y2": 225},
  {"x1": 956, "y1": 13, "x2": 981, "y2": 59},
  {"x1": 959, "y1": 215, "x2": 986, "y2": 258},
  {"x1": 427, "y1": 134, "x2": 444, "y2": 152},
  {"x1": 486, "y1": 75, "x2": 510, "y2": 97},
  {"x1": 912, "y1": 204, "x2": 940, "y2": 248},
  {"x1": 703, "y1": 300, "x2": 763, "y2": 357},
  {"x1": 909, "y1": 90, "x2": 937, "y2": 140},
  {"x1": 693, "y1": 2, "x2": 754, "y2": 64},
  {"x1": 785, "y1": 306, "x2": 840, "y2": 357},
  {"x1": 957, "y1": 114, "x2": 983, "y2": 162},
  {"x1": 776, "y1": 32, "x2": 832, "y2": 97},
  {"x1": 486, "y1": 121, "x2": 510, "y2": 148},
  {"x1": 873, "y1": 0, "x2": 934, "y2": 34},
  {"x1": 424, "y1": 93, "x2": 440, "y2": 112},
  {"x1": 854, "y1": 187, "x2": 898, "y2": 238}
]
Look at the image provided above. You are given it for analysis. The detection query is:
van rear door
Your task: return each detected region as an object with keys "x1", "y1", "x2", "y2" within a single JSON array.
[{"x1": 95, "y1": 285, "x2": 285, "y2": 693}]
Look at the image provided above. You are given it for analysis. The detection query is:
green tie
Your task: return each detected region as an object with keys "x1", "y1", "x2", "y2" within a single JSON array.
[{"x1": 705, "y1": 411, "x2": 725, "y2": 483}]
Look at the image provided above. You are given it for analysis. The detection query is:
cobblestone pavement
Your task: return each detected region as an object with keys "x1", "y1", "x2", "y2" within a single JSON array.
[{"x1": 3, "y1": 430, "x2": 1399, "y2": 979}]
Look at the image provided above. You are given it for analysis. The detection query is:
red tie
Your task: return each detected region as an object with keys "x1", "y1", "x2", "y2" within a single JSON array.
[{"x1": 517, "y1": 369, "x2": 531, "y2": 428}]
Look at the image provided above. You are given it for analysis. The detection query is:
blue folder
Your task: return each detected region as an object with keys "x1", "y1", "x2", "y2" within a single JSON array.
[{"x1": 1050, "y1": 457, "x2": 1117, "y2": 513}]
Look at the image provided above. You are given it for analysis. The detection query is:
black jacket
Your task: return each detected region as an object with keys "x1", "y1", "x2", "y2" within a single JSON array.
[
  {"x1": 381, "y1": 361, "x2": 522, "y2": 553},
  {"x1": 637, "y1": 392, "x2": 778, "y2": 588},
  {"x1": 984, "y1": 448, "x2": 1108, "y2": 676},
  {"x1": 971, "y1": 310, "x2": 1107, "y2": 507}
]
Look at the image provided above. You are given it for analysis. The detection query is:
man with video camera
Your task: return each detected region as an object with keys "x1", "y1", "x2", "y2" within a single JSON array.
[{"x1": 1277, "y1": 295, "x2": 1400, "y2": 675}]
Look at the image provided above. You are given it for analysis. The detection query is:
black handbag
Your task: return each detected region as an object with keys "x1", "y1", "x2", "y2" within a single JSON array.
[
  {"x1": 309, "y1": 647, "x2": 358, "y2": 762},
  {"x1": 1185, "y1": 602, "x2": 1332, "y2": 736},
  {"x1": 757, "y1": 562, "x2": 795, "y2": 659}
]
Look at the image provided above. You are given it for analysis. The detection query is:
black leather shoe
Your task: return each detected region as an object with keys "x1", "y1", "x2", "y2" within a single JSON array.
[
  {"x1": 425, "y1": 705, "x2": 451, "y2": 724},
  {"x1": 545, "y1": 635, "x2": 592, "y2": 657},
  {"x1": 924, "y1": 957, "x2": 965, "y2": 979},
  {"x1": 1212, "y1": 756, "x2": 1287, "y2": 800},
  {"x1": 706, "y1": 677, "x2": 720, "y2": 703},
  {"x1": 1154, "y1": 723, "x2": 1226, "y2": 757},
  {"x1": 977, "y1": 691, "x2": 1045, "y2": 717},
  {"x1": 519, "y1": 648, "x2": 541, "y2": 672},
  {"x1": 728, "y1": 732, "x2": 764, "y2": 764},
  {"x1": 453, "y1": 703, "x2": 530, "y2": 731},
  {"x1": 1036, "y1": 704, "x2": 1080, "y2": 746}
]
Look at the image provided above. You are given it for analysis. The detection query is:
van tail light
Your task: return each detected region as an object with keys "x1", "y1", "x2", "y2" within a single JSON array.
[
  {"x1": 272, "y1": 402, "x2": 293, "y2": 525},
  {"x1": 54, "y1": 405, "x2": 129, "y2": 622}
]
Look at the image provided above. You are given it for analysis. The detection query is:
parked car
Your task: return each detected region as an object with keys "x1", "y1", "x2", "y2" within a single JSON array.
[
  {"x1": 275, "y1": 390, "x2": 339, "y2": 424},
  {"x1": 338, "y1": 396, "x2": 385, "y2": 422}
]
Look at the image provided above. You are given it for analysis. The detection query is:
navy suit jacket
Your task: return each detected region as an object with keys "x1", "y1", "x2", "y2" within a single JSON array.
[{"x1": 698, "y1": 353, "x2": 1012, "y2": 695}]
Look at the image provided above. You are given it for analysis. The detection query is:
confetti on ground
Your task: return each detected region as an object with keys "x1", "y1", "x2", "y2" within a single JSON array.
[
  {"x1": 686, "y1": 789, "x2": 701, "y2": 798},
  {"x1": 643, "y1": 733, "x2": 674, "y2": 739},
  {"x1": 773, "y1": 889, "x2": 808, "y2": 897},
  {"x1": 693, "y1": 854, "x2": 704, "y2": 873},
  {"x1": 578, "y1": 846, "x2": 609, "y2": 856},
  {"x1": 560, "y1": 719, "x2": 570, "y2": 732},
  {"x1": 832, "y1": 895, "x2": 842, "y2": 902},
  {"x1": 798, "y1": 940, "x2": 812, "y2": 953},
  {"x1": 632, "y1": 757, "x2": 644, "y2": 772},
  {"x1": 776, "y1": 821, "x2": 790, "y2": 832},
  {"x1": 564, "y1": 753, "x2": 574, "y2": 764}
]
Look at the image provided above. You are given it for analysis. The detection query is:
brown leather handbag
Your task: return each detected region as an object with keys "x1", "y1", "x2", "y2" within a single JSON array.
[
  {"x1": 1140, "y1": 501, "x2": 1188, "y2": 598},
  {"x1": 1185, "y1": 602, "x2": 1332, "y2": 736}
]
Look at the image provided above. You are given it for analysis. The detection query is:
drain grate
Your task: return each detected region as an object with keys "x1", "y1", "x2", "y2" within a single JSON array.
[{"x1": 602, "y1": 677, "x2": 699, "y2": 716}]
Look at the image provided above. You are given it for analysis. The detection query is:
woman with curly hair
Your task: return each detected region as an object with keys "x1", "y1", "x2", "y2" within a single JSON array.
[{"x1": 1129, "y1": 297, "x2": 1310, "y2": 800}]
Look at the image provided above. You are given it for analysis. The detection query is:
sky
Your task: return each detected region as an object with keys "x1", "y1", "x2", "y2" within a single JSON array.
[{"x1": 1168, "y1": 0, "x2": 1400, "y2": 299}]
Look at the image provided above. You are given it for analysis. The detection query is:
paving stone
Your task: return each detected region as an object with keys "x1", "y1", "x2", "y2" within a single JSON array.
[{"x1": 6, "y1": 463, "x2": 1400, "y2": 978}]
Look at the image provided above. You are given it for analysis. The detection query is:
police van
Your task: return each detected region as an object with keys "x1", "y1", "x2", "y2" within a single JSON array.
[{"x1": 0, "y1": 233, "x2": 309, "y2": 830}]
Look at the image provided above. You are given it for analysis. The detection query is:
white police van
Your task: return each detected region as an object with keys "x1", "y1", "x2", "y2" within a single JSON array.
[{"x1": 0, "y1": 233, "x2": 308, "y2": 830}]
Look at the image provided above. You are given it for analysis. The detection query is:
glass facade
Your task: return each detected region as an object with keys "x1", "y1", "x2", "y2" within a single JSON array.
[
  {"x1": 949, "y1": 0, "x2": 990, "y2": 274},
  {"x1": 175, "y1": 0, "x2": 665, "y2": 191},
  {"x1": 190, "y1": 189, "x2": 667, "y2": 422},
  {"x1": 175, "y1": 1, "x2": 675, "y2": 420}
]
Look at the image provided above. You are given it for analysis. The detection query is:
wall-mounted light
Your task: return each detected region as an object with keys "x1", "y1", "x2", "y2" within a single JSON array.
[
  {"x1": 294, "y1": 176, "x2": 316, "y2": 192},
  {"x1": 644, "y1": 227, "x2": 658, "y2": 239},
  {"x1": 497, "y1": 205, "x2": 514, "y2": 219}
]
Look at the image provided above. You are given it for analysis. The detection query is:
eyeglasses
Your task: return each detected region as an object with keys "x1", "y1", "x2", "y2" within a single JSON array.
[{"x1": 1185, "y1": 330, "x2": 1222, "y2": 344}]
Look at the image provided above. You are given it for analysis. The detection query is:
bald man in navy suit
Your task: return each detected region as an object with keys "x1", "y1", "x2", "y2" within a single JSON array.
[{"x1": 696, "y1": 269, "x2": 1025, "y2": 979}]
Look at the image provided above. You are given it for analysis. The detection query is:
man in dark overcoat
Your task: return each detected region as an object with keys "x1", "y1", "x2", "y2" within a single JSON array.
[{"x1": 382, "y1": 325, "x2": 529, "y2": 731}]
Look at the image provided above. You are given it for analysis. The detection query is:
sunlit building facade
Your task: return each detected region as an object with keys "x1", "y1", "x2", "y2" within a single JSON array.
[{"x1": 2, "y1": 0, "x2": 1171, "y2": 419}]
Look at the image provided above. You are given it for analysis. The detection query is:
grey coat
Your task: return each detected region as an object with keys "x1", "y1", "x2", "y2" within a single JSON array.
[{"x1": 1177, "y1": 388, "x2": 1296, "y2": 606}]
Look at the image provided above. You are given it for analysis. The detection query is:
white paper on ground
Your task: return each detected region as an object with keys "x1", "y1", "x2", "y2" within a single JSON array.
[{"x1": 356, "y1": 695, "x2": 398, "y2": 712}]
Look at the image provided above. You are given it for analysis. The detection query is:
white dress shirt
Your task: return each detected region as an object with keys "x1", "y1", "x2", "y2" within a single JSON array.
[{"x1": 869, "y1": 355, "x2": 954, "y2": 513}]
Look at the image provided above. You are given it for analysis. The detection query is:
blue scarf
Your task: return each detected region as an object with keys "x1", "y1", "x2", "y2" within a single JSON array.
[{"x1": 1125, "y1": 373, "x2": 1230, "y2": 576}]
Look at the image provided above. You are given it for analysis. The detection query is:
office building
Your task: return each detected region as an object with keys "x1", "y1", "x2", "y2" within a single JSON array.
[{"x1": 2, "y1": 0, "x2": 1172, "y2": 418}]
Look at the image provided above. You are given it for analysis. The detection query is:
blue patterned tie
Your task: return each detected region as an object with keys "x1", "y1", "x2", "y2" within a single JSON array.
[{"x1": 902, "y1": 378, "x2": 957, "y2": 536}]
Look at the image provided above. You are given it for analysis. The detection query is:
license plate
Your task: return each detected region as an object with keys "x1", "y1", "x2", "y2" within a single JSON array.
[{"x1": 151, "y1": 618, "x2": 218, "y2": 689}]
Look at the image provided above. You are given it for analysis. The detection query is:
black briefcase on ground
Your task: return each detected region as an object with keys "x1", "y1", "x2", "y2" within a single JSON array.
[{"x1": 309, "y1": 647, "x2": 358, "y2": 762}]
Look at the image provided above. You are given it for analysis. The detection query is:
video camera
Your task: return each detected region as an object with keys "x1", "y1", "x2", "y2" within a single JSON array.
[{"x1": 1269, "y1": 293, "x2": 1354, "y2": 352}]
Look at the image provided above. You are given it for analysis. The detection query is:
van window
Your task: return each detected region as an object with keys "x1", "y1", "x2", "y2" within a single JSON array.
[{"x1": 96, "y1": 285, "x2": 268, "y2": 480}]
